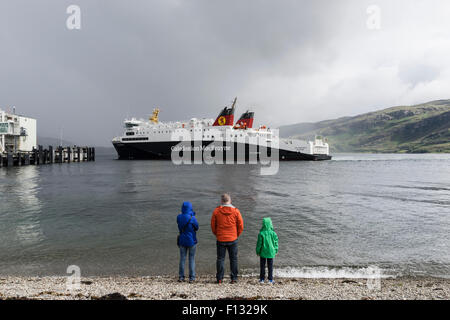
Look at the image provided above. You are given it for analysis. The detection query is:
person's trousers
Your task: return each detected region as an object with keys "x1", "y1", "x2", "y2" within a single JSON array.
[
  {"x1": 216, "y1": 239, "x2": 238, "y2": 281},
  {"x1": 179, "y1": 244, "x2": 196, "y2": 281},
  {"x1": 259, "y1": 257, "x2": 273, "y2": 281}
]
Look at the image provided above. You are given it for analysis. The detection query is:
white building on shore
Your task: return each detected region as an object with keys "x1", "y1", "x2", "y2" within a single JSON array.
[{"x1": 0, "y1": 107, "x2": 37, "y2": 154}]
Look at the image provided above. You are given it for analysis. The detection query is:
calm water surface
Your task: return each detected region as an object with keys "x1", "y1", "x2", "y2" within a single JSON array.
[{"x1": 0, "y1": 152, "x2": 449, "y2": 278}]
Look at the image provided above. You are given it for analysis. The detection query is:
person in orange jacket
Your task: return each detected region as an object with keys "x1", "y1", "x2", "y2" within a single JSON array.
[{"x1": 211, "y1": 193, "x2": 244, "y2": 283}]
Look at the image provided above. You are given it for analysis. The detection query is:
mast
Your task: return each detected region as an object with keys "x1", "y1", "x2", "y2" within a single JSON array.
[
  {"x1": 231, "y1": 97, "x2": 237, "y2": 113},
  {"x1": 149, "y1": 108, "x2": 160, "y2": 124}
]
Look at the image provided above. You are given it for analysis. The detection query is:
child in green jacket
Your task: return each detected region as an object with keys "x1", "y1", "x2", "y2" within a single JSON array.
[{"x1": 256, "y1": 217, "x2": 279, "y2": 284}]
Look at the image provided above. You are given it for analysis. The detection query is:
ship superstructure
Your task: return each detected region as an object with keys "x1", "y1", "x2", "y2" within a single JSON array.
[{"x1": 112, "y1": 98, "x2": 331, "y2": 161}]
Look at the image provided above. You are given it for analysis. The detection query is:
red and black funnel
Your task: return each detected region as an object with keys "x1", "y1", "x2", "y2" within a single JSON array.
[
  {"x1": 235, "y1": 111, "x2": 254, "y2": 129},
  {"x1": 213, "y1": 97, "x2": 237, "y2": 126}
]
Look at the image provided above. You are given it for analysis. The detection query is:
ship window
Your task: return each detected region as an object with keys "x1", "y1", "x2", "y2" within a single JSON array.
[{"x1": 122, "y1": 137, "x2": 149, "y2": 141}]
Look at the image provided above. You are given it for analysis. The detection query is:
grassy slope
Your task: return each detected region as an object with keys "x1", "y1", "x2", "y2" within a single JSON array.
[{"x1": 280, "y1": 100, "x2": 450, "y2": 153}]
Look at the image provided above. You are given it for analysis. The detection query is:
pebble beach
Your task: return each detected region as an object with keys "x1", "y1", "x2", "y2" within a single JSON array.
[{"x1": 0, "y1": 275, "x2": 448, "y2": 300}]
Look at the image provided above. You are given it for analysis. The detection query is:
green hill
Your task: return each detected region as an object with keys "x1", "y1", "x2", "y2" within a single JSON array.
[{"x1": 279, "y1": 100, "x2": 450, "y2": 153}]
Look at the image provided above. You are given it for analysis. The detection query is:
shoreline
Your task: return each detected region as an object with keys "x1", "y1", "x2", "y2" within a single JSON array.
[{"x1": 0, "y1": 275, "x2": 448, "y2": 300}]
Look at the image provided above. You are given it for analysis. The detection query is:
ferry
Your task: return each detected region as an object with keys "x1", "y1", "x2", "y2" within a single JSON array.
[{"x1": 112, "y1": 98, "x2": 332, "y2": 161}]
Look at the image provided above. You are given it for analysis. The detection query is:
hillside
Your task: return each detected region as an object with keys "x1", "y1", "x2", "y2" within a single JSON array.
[{"x1": 279, "y1": 100, "x2": 450, "y2": 153}]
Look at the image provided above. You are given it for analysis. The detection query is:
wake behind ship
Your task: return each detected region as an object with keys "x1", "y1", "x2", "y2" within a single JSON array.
[{"x1": 112, "y1": 98, "x2": 332, "y2": 161}]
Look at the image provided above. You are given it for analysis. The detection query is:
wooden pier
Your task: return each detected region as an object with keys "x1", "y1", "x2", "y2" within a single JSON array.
[{"x1": 0, "y1": 146, "x2": 95, "y2": 168}]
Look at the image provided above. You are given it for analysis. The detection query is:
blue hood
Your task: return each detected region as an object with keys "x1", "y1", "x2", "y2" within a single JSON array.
[
  {"x1": 181, "y1": 201, "x2": 195, "y2": 216},
  {"x1": 177, "y1": 201, "x2": 199, "y2": 247}
]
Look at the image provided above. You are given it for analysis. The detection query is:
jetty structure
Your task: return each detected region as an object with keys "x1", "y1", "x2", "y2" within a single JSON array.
[{"x1": 0, "y1": 107, "x2": 95, "y2": 167}]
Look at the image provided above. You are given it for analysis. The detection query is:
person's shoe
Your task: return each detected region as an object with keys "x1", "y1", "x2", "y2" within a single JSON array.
[
  {"x1": 230, "y1": 280, "x2": 237, "y2": 284},
  {"x1": 216, "y1": 279, "x2": 222, "y2": 284},
  {"x1": 178, "y1": 278, "x2": 185, "y2": 282},
  {"x1": 268, "y1": 280, "x2": 275, "y2": 284},
  {"x1": 189, "y1": 279, "x2": 195, "y2": 283},
  {"x1": 259, "y1": 280, "x2": 265, "y2": 284}
]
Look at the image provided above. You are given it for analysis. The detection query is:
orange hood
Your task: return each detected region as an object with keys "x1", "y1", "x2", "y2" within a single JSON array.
[{"x1": 211, "y1": 205, "x2": 244, "y2": 242}]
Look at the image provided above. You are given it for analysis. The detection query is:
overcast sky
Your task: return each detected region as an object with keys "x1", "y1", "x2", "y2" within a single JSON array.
[{"x1": 1, "y1": 0, "x2": 449, "y2": 146}]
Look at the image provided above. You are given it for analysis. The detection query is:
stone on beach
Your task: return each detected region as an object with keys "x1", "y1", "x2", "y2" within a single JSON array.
[{"x1": 0, "y1": 276, "x2": 448, "y2": 300}]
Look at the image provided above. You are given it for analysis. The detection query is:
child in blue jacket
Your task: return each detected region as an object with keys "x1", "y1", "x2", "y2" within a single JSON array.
[{"x1": 177, "y1": 201, "x2": 199, "y2": 282}]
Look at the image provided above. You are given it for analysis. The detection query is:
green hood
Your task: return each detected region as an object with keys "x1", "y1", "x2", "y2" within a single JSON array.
[
  {"x1": 256, "y1": 217, "x2": 278, "y2": 259},
  {"x1": 260, "y1": 217, "x2": 274, "y2": 232}
]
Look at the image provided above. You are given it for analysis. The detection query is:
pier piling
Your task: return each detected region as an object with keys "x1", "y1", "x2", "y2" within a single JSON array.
[
  {"x1": 49, "y1": 146, "x2": 53, "y2": 164},
  {"x1": 7, "y1": 152, "x2": 13, "y2": 167},
  {"x1": 0, "y1": 145, "x2": 95, "y2": 168},
  {"x1": 38, "y1": 146, "x2": 43, "y2": 165},
  {"x1": 58, "y1": 147, "x2": 63, "y2": 164}
]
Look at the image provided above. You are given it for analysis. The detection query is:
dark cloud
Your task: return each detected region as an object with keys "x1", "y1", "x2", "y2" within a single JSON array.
[{"x1": 1, "y1": 0, "x2": 449, "y2": 146}]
